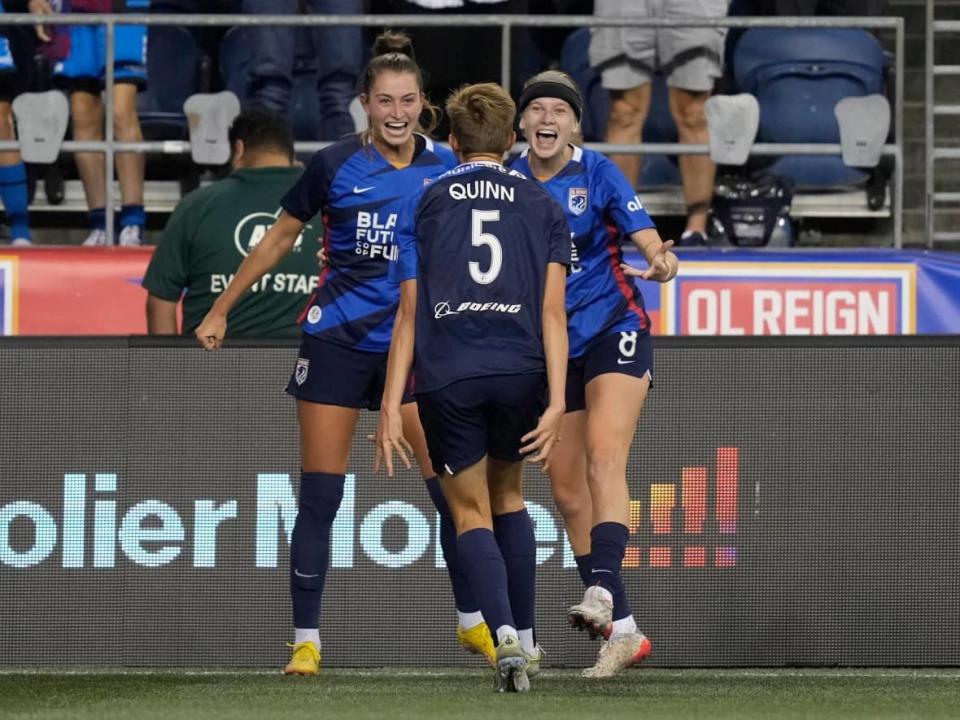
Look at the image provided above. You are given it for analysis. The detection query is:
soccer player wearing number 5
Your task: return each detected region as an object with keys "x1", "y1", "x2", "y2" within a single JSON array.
[
  {"x1": 376, "y1": 83, "x2": 571, "y2": 693},
  {"x1": 510, "y1": 70, "x2": 679, "y2": 678},
  {"x1": 195, "y1": 32, "x2": 494, "y2": 676}
]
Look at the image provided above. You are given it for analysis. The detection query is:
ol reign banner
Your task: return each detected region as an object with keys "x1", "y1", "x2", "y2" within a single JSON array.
[{"x1": 1, "y1": 338, "x2": 958, "y2": 667}]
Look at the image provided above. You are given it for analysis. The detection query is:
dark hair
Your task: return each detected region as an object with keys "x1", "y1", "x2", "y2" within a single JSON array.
[
  {"x1": 359, "y1": 30, "x2": 440, "y2": 137},
  {"x1": 228, "y1": 107, "x2": 295, "y2": 160},
  {"x1": 446, "y1": 83, "x2": 516, "y2": 157}
]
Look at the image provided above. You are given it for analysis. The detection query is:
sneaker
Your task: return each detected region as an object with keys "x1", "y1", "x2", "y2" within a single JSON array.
[
  {"x1": 282, "y1": 641, "x2": 320, "y2": 676},
  {"x1": 457, "y1": 622, "x2": 496, "y2": 667},
  {"x1": 581, "y1": 632, "x2": 652, "y2": 678},
  {"x1": 494, "y1": 635, "x2": 529, "y2": 693},
  {"x1": 567, "y1": 585, "x2": 613, "y2": 639},
  {"x1": 118, "y1": 225, "x2": 143, "y2": 247},
  {"x1": 679, "y1": 230, "x2": 707, "y2": 246},
  {"x1": 10, "y1": 238, "x2": 32, "y2": 246},
  {"x1": 523, "y1": 643, "x2": 545, "y2": 678},
  {"x1": 82, "y1": 229, "x2": 108, "y2": 247}
]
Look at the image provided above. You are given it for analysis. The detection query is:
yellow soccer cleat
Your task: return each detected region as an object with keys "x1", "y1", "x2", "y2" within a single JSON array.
[
  {"x1": 282, "y1": 641, "x2": 321, "y2": 676},
  {"x1": 457, "y1": 623, "x2": 497, "y2": 667}
]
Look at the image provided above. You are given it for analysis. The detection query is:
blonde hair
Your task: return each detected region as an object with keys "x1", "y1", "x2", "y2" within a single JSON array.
[{"x1": 445, "y1": 83, "x2": 516, "y2": 157}]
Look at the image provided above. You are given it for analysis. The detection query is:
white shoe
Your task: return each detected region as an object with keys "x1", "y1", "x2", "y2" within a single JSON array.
[
  {"x1": 118, "y1": 225, "x2": 143, "y2": 247},
  {"x1": 581, "y1": 632, "x2": 652, "y2": 678},
  {"x1": 10, "y1": 238, "x2": 32, "y2": 246},
  {"x1": 523, "y1": 643, "x2": 544, "y2": 678},
  {"x1": 82, "y1": 229, "x2": 108, "y2": 246},
  {"x1": 494, "y1": 635, "x2": 529, "y2": 693},
  {"x1": 567, "y1": 585, "x2": 613, "y2": 638}
]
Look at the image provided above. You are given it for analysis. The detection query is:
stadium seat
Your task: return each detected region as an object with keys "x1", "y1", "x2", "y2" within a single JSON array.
[
  {"x1": 733, "y1": 28, "x2": 887, "y2": 188},
  {"x1": 559, "y1": 27, "x2": 681, "y2": 187},
  {"x1": 138, "y1": 25, "x2": 209, "y2": 140}
]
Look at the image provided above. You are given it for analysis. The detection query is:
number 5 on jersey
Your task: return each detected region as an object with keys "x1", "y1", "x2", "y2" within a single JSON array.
[{"x1": 470, "y1": 209, "x2": 502, "y2": 285}]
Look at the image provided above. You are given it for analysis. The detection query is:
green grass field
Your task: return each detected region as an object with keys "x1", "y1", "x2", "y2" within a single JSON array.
[{"x1": 2, "y1": 669, "x2": 959, "y2": 720}]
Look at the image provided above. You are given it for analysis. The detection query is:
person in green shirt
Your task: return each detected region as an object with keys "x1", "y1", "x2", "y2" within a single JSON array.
[{"x1": 142, "y1": 108, "x2": 322, "y2": 338}]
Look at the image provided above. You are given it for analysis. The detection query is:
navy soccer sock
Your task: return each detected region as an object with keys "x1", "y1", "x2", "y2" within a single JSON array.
[
  {"x1": 590, "y1": 522, "x2": 632, "y2": 621},
  {"x1": 119, "y1": 203, "x2": 145, "y2": 229},
  {"x1": 574, "y1": 553, "x2": 593, "y2": 589},
  {"x1": 424, "y1": 476, "x2": 479, "y2": 613},
  {"x1": 0, "y1": 163, "x2": 30, "y2": 241},
  {"x1": 493, "y1": 509, "x2": 536, "y2": 634},
  {"x1": 457, "y1": 528, "x2": 514, "y2": 637},
  {"x1": 290, "y1": 472, "x2": 345, "y2": 629},
  {"x1": 88, "y1": 207, "x2": 106, "y2": 231}
]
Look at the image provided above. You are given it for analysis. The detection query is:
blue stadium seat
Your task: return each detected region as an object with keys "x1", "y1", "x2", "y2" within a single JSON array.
[
  {"x1": 559, "y1": 28, "x2": 680, "y2": 187},
  {"x1": 137, "y1": 25, "x2": 206, "y2": 139},
  {"x1": 733, "y1": 28, "x2": 887, "y2": 188}
]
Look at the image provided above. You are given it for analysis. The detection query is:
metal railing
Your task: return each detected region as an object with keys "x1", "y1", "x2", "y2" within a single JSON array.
[
  {"x1": 0, "y1": 13, "x2": 904, "y2": 246},
  {"x1": 925, "y1": 0, "x2": 960, "y2": 247}
]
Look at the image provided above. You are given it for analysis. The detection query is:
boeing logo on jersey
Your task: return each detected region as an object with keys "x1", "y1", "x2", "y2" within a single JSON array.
[
  {"x1": 568, "y1": 187, "x2": 588, "y2": 216},
  {"x1": 435, "y1": 300, "x2": 522, "y2": 319},
  {"x1": 355, "y1": 211, "x2": 399, "y2": 259},
  {"x1": 234, "y1": 209, "x2": 305, "y2": 257}
]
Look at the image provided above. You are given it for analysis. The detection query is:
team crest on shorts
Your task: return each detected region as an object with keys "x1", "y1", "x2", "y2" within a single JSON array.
[
  {"x1": 568, "y1": 187, "x2": 588, "y2": 216},
  {"x1": 307, "y1": 305, "x2": 322, "y2": 324},
  {"x1": 295, "y1": 358, "x2": 310, "y2": 386}
]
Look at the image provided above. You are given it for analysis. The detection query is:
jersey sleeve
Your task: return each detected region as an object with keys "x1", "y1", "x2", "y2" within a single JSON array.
[
  {"x1": 596, "y1": 155, "x2": 656, "y2": 235},
  {"x1": 546, "y1": 197, "x2": 573, "y2": 266},
  {"x1": 280, "y1": 150, "x2": 330, "y2": 222},
  {"x1": 141, "y1": 192, "x2": 195, "y2": 301},
  {"x1": 388, "y1": 191, "x2": 421, "y2": 284}
]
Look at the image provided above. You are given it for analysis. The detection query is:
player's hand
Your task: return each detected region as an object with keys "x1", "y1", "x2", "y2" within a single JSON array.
[
  {"x1": 621, "y1": 239, "x2": 677, "y2": 283},
  {"x1": 28, "y1": 0, "x2": 54, "y2": 42},
  {"x1": 373, "y1": 405, "x2": 413, "y2": 478},
  {"x1": 195, "y1": 312, "x2": 227, "y2": 351},
  {"x1": 520, "y1": 404, "x2": 565, "y2": 472}
]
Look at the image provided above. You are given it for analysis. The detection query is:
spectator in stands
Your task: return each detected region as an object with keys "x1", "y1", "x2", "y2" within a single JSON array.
[
  {"x1": 142, "y1": 108, "x2": 321, "y2": 338},
  {"x1": 29, "y1": 0, "x2": 148, "y2": 246},
  {"x1": 380, "y1": 0, "x2": 531, "y2": 138},
  {"x1": 0, "y1": 0, "x2": 32, "y2": 245},
  {"x1": 590, "y1": 0, "x2": 729, "y2": 246},
  {"x1": 241, "y1": 0, "x2": 363, "y2": 141}
]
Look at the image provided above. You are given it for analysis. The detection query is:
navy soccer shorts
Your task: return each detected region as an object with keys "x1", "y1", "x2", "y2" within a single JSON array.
[
  {"x1": 566, "y1": 330, "x2": 653, "y2": 413},
  {"x1": 285, "y1": 332, "x2": 413, "y2": 410},
  {"x1": 416, "y1": 373, "x2": 547, "y2": 477}
]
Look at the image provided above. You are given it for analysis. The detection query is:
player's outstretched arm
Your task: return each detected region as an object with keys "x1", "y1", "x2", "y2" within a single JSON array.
[
  {"x1": 195, "y1": 211, "x2": 305, "y2": 350},
  {"x1": 621, "y1": 228, "x2": 679, "y2": 283},
  {"x1": 521, "y1": 261, "x2": 568, "y2": 471},
  {"x1": 374, "y1": 279, "x2": 417, "y2": 478}
]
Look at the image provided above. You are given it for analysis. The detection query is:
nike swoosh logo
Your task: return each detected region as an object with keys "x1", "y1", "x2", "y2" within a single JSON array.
[
  {"x1": 617, "y1": 359, "x2": 635, "y2": 365},
  {"x1": 353, "y1": 185, "x2": 374, "y2": 194},
  {"x1": 590, "y1": 568, "x2": 613, "y2": 574},
  {"x1": 293, "y1": 569, "x2": 319, "y2": 578}
]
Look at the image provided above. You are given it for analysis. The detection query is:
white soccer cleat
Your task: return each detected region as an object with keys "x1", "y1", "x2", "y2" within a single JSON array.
[
  {"x1": 118, "y1": 225, "x2": 143, "y2": 247},
  {"x1": 82, "y1": 228, "x2": 108, "y2": 246},
  {"x1": 523, "y1": 643, "x2": 544, "y2": 678},
  {"x1": 567, "y1": 585, "x2": 613, "y2": 639},
  {"x1": 494, "y1": 635, "x2": 530, "y2": 693},
  {"x1": 581, "y1": 632, "x2": 652, "y2": 678}
]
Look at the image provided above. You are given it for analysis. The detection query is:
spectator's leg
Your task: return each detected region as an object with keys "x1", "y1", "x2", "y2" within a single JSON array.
[
  {"x1": 113, "y1": 83, "x2": 144, "y2": 209},
  {"x1": 605, "y1": 85, "x2": 651, "y2": 188},
  {"x1": 70, "y1": 90, "x2": 107, "y2": 214},
  {"x1": 308, "y1": 0, "x2": 363, "y2": 140},
  {"x1": 243, "y1": 0, "x2": 297, "y2": 115},
  {"x1": 668, "y1": 87, "x2": 713, "y2": 236},
  {"x1": 0, "y1": 102, "x2": 31, "y2": 243}
]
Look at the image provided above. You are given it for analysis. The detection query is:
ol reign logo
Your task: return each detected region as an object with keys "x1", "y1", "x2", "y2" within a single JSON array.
[
  {"x1": 568, "y1": 187, "x2": 588, "y2": 216},
  {"x1": 234, "y1": 209, "x2": 306, "y2": 257},
  {"x1": 294, "y1": 358, "x2": 309, "y2": 386}
]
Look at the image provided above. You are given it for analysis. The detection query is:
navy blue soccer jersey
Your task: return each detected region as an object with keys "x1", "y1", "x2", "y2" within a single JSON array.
[
  {"x1": 391, "y1": 161, "x2": 572, "y2": 394},
  {"x1": 509, "y1": 145, "x2": 657, "y2": 357},
  {"x1": 281, "y1": 134, "x2": 457, "y2": 352}
]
